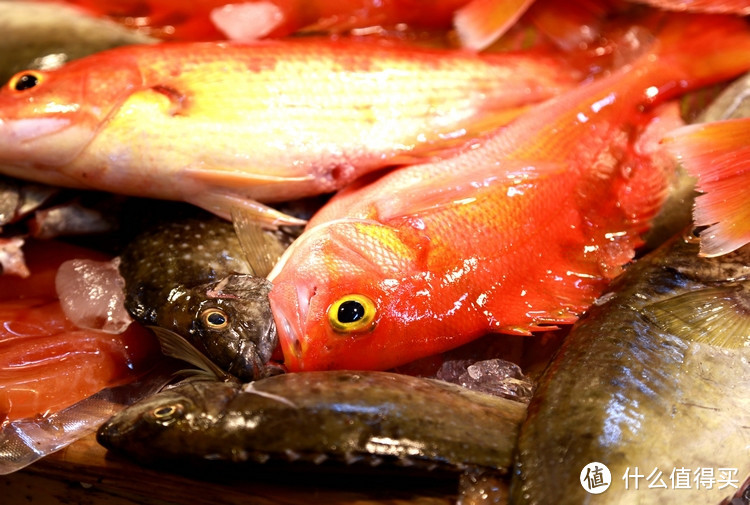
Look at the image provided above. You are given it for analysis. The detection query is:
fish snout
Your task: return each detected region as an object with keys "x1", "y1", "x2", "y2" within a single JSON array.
[
  {"x1": 0, "y1": 115, "x2": 92, "y2": 167},
  {"x1": 268, "y1": 279, "x2": 317, "y2": 371}
]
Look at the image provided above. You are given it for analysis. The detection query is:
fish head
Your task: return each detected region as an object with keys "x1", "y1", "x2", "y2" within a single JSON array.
[
  {"x1": 268, "y1": 219, "x2": 429, "y2": 371},
  {"x1": 185, "y1": 275, "x2": 278, "y2": 381},
  {"x1": 96, "y1": 379, "x2": 238, "y2": 460},
  {"x1": 0, "y1": 49, "x2": 143, "y2": 168}
]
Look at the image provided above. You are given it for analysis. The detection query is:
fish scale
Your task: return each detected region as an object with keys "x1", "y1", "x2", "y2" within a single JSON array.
[
  {"x1": 268, "y1": 12, "x2": 750, "y2": 371},
  {"x1": 0, "y1": 38, "x2": 580, "y2": 223}
]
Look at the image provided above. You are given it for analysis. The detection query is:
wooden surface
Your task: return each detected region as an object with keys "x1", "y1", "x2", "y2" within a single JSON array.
[{"x1": 0, "y1": 433, "x2": 460, "y2": 505}]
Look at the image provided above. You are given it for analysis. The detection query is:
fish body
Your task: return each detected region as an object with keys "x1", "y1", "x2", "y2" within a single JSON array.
[
  {"x1": 0, "y1": 39, "x2": 578, "y2": 223},
  {"x1": 0, "y1": 240, "x2": 159, "y2": 424},
  {"x1": 268, "y1": 13, "x2": 750, "y2": 371},
  {"x1": 118, "y1": 217, "x2": 293, "y2": 380},
  {"x1": 511, "y1": 231, "x2": 750, "y2": 504},
  {"x1": 97, "y1": 370, "x2": 526, "y2": 482}
]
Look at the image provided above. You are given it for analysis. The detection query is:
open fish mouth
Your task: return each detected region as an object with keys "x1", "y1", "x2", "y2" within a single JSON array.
[{"x1": 268, "y1": 280, "x2": 314, "y2": 366}]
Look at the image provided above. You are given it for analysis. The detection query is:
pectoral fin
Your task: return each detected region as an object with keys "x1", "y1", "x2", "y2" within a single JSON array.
[
  {"x1": 149, "y1": 326, "x2": 235, "y2": 381},
  {"x1": 642, "y1": 284, "x2": 750, "y2": 349},
  {"x1": 186, "y1": 189, "x2": 306, "y2": 228}
]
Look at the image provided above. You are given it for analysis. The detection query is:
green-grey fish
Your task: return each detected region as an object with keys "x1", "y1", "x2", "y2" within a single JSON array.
[
  {"x1": 0, "y1": 1, "x2": 154, "y2": 84},
  {"x1": 97, "y1": 370, "x2": 527, "y2": 502},
  {"x1": 511, "y1": 231, "x2": 750, "y2": 505},
  {"x1": 118, "y1": 216, "x2": 295, "y2": 381}
]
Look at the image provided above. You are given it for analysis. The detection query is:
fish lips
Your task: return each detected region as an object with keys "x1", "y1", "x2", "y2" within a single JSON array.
[
  {"x1": 267, "y1": 276, "x2": 318, "y2": 371},
  {"x1": 0, "y1": 117, "x2": 95, "y2": 167}
]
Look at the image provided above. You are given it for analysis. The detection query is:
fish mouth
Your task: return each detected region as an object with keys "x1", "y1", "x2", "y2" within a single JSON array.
[
  {"x1": 268, "y1": 281, "x2": 313, "y2": 370},
  {"x1": 0, "y1": 117, "x2": 97, "y2": 170}
]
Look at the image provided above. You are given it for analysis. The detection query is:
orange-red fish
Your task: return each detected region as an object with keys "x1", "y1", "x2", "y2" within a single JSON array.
[
  {"x1": 0, "y1": 240, "x2": 159, "y2": 424},
  {"x1": 267, "y1": 13, "x2": 750, "y2": 372},
  {"x1": 0, "y1": 38, "x2": 580, "y2": 224},
  {"x1": 663, "y1": 117, "x2": 750, "y2": 256}
]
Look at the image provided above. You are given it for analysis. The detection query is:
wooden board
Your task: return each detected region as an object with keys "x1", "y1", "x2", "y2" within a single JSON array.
[{"x1": 0, "y1": 433, "x2": 460, "y2": 505}]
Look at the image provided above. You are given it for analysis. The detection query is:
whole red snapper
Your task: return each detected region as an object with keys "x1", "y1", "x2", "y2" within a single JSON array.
[
  {"x1": 267, "y1": 13, "x2": 750, "y2": 371},
  {"x1": 0, "y1": 38, "x2": 580, "y2": 224}
]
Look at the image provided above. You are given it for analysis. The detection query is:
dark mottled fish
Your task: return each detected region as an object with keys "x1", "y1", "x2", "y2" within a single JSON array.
[
  {"x1": 511, "y1": 231, "x2": 750, "y2": 505},
  {"x1": 98, "y1": 370, "x2": 527, "y2": 502},
  {"x1": 118, "y1": 216, "x2": 296, "y2": 381},
  {"x1": 0, "y1": 1, "x2": 154, "y2": 84}
]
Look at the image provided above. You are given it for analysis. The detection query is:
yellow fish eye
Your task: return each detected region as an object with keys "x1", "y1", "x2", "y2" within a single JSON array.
[
  {"x1": 328, "y1": 294, "x2": 376, "y2": 333},
  {"x1": 148, "y1": 403, "x2": 185, "y2": 425},
  {"x1": 8, "y1": 71, "x2": 43, "y2": 92},
  {"x1": 200, "y1": 308, "x2": 229, "y2": 330}
]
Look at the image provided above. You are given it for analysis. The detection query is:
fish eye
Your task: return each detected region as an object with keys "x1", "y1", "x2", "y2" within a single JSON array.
[
  {"x1": 8, "y1": 71, "x2": 43, "y2": 92},
  {"x1": 148, "y1": 403, "x2": 185, "y2": 425},
  {"x1": 201, "y1": 308, "x2": 229, "y2": 330},
  {"x1": 328, "y1": 294, "x2": 376, "y2": 333}
]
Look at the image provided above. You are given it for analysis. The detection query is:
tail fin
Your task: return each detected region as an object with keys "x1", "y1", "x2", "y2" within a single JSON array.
[{"x1": 663, "y1": 118, "x2": 750, "y2": 256}]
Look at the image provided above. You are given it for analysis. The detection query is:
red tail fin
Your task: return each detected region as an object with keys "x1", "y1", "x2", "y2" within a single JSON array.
[{"x1": 663, "y1": 117, "x2": 750, "y2": 256}]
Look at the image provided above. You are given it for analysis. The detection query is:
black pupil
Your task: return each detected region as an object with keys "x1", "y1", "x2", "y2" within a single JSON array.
[
  {"x1": 14, "y1": 74, "x2": 38, "y2": 91},
  {"x1": 207, "y1": 312, "x2": 226, "y2": 326},
  {"x1": 338, "y1": 300, "x2": 365, "y2": 323},
  {"x1": 154, "y1": 406, "x2": 174, "y2": 417}
]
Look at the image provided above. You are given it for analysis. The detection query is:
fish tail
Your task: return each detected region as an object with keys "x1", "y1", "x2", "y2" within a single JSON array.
[
  {"x1": 578, "y1": 103, "x2": 685, "y2": 279},
  {"x1": 663, "y1": 118, "x2": 750, "y2": 256},
  {"x1": 572, "y1": 13, "x2": 750, "y2": 267}
]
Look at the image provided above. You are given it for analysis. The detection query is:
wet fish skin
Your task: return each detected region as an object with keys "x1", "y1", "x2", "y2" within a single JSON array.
[
  {"x1": 118, "y1": 217, "x2": 292, "y2": 381},
  {"x1": 0, "y1": 37, "x2": 581, "y2": 224},
  {"x1": 268, "y1": 13, "x2": 750, "y2": 372},
  {"x1": 97, "y1": 371, "x2": 526, "y2": 474},
  {"x1": 511, "y1": 231, "x2": 750, "y2": 505}
]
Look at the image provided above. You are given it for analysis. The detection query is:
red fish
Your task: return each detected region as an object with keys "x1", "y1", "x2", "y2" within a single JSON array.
[
  {"x1": 0, "y1": 38, "x2": 581, "y2": 224},
  {"x1": 662, "y1": 117, "x2": 750, "y2": 256},
  {"x1": 0, "y1": 240, "x2": 159, "y2": 424},
  {"x1": 267, "y1": 13, "x2": 750, "y2": 371}
]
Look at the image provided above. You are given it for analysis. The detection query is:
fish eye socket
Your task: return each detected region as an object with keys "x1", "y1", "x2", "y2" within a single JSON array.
[
  {"x1": 8, "y1": 71, "x2": 43, "y2": 92},
  {"x1": 328, "y1": 294, "x2": 376, "y2": 333},
  {"x1": 201, "y1": 308, "x2": 229, "y2": 330},
  {"x1": 148, "y1": 403, "x2": 185, "y2": 425}
]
